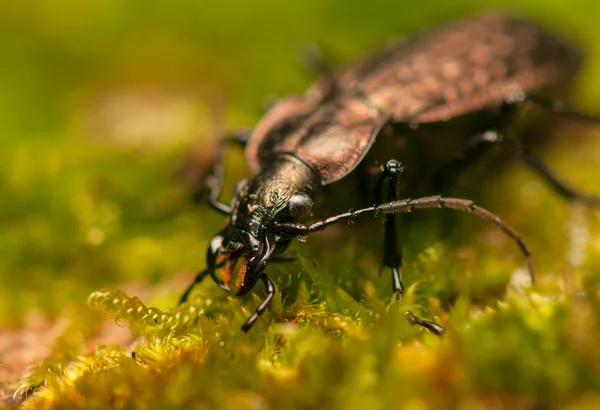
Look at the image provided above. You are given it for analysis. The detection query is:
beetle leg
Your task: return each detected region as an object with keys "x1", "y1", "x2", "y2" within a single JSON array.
[
  {"x1": 241, "y1": 273, "x2": 275, "y2": 333},
  {"x1": 179, "y1": 268, "x2": 210, "y2": 304},
  {"x1": 431, "y1": 122, "x2": 600, "y2": 207},
  {"x1": 405, "y1": 311, "x2": 445, "y2": 336},
  {"x1": 205, "y1": 128, "x2": 252, "y2": 215},
  {"x1": 512, "y1": 141, "x2": 600, "y2": 206},
  {"x1": 498, "y1": 94, "x2": 600, "y2": 205},
  {"x1": 503, "y1": 94, "x2": 600, "y2": 205},
  {"x1": 381, "y1": 160, "x2": 445, "y2": 334},
  {"x1": 375, "y1": 159, "x2": 405, "y2": 299},
  {"x1": 376, "y1": 160, "x2": 446, "y2": 334},
  {"x1": 179, "y1": 257, "x2": 229, "y2": 304}
]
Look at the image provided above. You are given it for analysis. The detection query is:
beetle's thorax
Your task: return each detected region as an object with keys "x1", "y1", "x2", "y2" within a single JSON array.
[{"x1": 230, "y1": 155, "x2": 319, "y2": 234}]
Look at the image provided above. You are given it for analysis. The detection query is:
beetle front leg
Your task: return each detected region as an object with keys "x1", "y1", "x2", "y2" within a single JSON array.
[
  {"x1": 205, "y1": 128, "x2": 252, "y2": 215},
  {"x1": 179, "y1": 268, "x2": 209, "y2": 304},
  {"x1": 241, "y1": 273, "x2": 275, "y2": 333}
]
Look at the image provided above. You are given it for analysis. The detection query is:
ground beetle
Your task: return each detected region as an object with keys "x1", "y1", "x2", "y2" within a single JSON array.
[{"x1": 180, "y1": 13, "x2": 600, "y2": 333}]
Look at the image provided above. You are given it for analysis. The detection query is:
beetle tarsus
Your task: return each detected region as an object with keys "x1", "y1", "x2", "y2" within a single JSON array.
[
  {"x1": 405, "y1": 311, "x2": 445, "y2": 336},
  {"x1": 391, "y1": 267, "x2": 404, "y2": 300},
  {"x1": 241, "y1": 273, "x2": 275, "y2": 333}
]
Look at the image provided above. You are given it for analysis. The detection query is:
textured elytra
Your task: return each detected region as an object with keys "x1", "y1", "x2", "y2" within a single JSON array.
[{"x1": 245, "y1": 13, "x2": 581, "y2": 185}]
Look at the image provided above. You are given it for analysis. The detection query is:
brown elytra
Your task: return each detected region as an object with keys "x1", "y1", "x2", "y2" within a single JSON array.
[{"x1": 245, "y1": 13, "x2": 580, "y2": 185}]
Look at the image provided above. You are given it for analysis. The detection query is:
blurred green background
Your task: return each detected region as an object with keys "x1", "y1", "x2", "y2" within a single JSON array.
[{"x1": 3, "y1": 0, "x2": 600, "y2": 408}]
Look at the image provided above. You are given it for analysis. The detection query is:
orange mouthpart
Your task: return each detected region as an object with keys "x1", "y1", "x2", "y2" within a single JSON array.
[
  {"x1": 220, "y1": 257, "x2": 249, "y2": 289},
  {"x1": 236, "y1": 261, "x2": 248, "y2": 288}
]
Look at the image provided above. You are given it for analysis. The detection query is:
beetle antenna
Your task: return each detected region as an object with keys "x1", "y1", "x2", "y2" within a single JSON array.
[{"x1": 277, "y1": 195, "x2": 535, "y2": 283}]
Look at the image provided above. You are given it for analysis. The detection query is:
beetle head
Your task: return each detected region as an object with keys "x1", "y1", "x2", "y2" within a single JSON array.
[
  {"x1": 207, "y1": 190, "x2": 313, "y2": 295},
  {"x1": 206, "y1": 225, "x2": 276, "y2": 296},
  {"x1": 208, "y1": 164, "x2": 316, "y2": 296}
]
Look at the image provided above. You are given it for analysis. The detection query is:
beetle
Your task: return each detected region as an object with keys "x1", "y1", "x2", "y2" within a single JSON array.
[{"x1": 179, "y1": 13, "x2": 600, "y2": 333}]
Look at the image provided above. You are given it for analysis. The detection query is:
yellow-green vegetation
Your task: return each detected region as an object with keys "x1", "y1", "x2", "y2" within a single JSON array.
[{"x1": 3, "y1": 1, "x2": 600, "y2": 409}]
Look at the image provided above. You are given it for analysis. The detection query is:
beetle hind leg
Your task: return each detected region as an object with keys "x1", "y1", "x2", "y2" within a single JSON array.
[
  {"x1": 508, "y1": 95, "x2": 600, "y2": 206},
  {"x1": 513, "y1": 141, "x2": 600, "y2": 206}
]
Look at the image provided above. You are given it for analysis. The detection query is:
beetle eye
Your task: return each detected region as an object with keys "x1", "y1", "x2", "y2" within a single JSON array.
[{"x1": 288, "y1": 192, "x2": 313, "y2": 218}]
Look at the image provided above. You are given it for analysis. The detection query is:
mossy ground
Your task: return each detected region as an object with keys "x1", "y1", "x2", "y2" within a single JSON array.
[{"x1": 2, "y1": 1, "x2": 600, "y2": 409}]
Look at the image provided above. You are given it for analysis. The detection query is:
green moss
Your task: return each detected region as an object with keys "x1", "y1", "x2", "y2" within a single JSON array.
[{"x1": 15, "y1": 282, "x2": 600, "y2": 409}]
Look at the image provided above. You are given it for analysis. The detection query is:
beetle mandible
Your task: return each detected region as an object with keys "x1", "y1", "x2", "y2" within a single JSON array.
[{"x1": 180, "y1": 13, "x2": 600, "y2": 333}]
